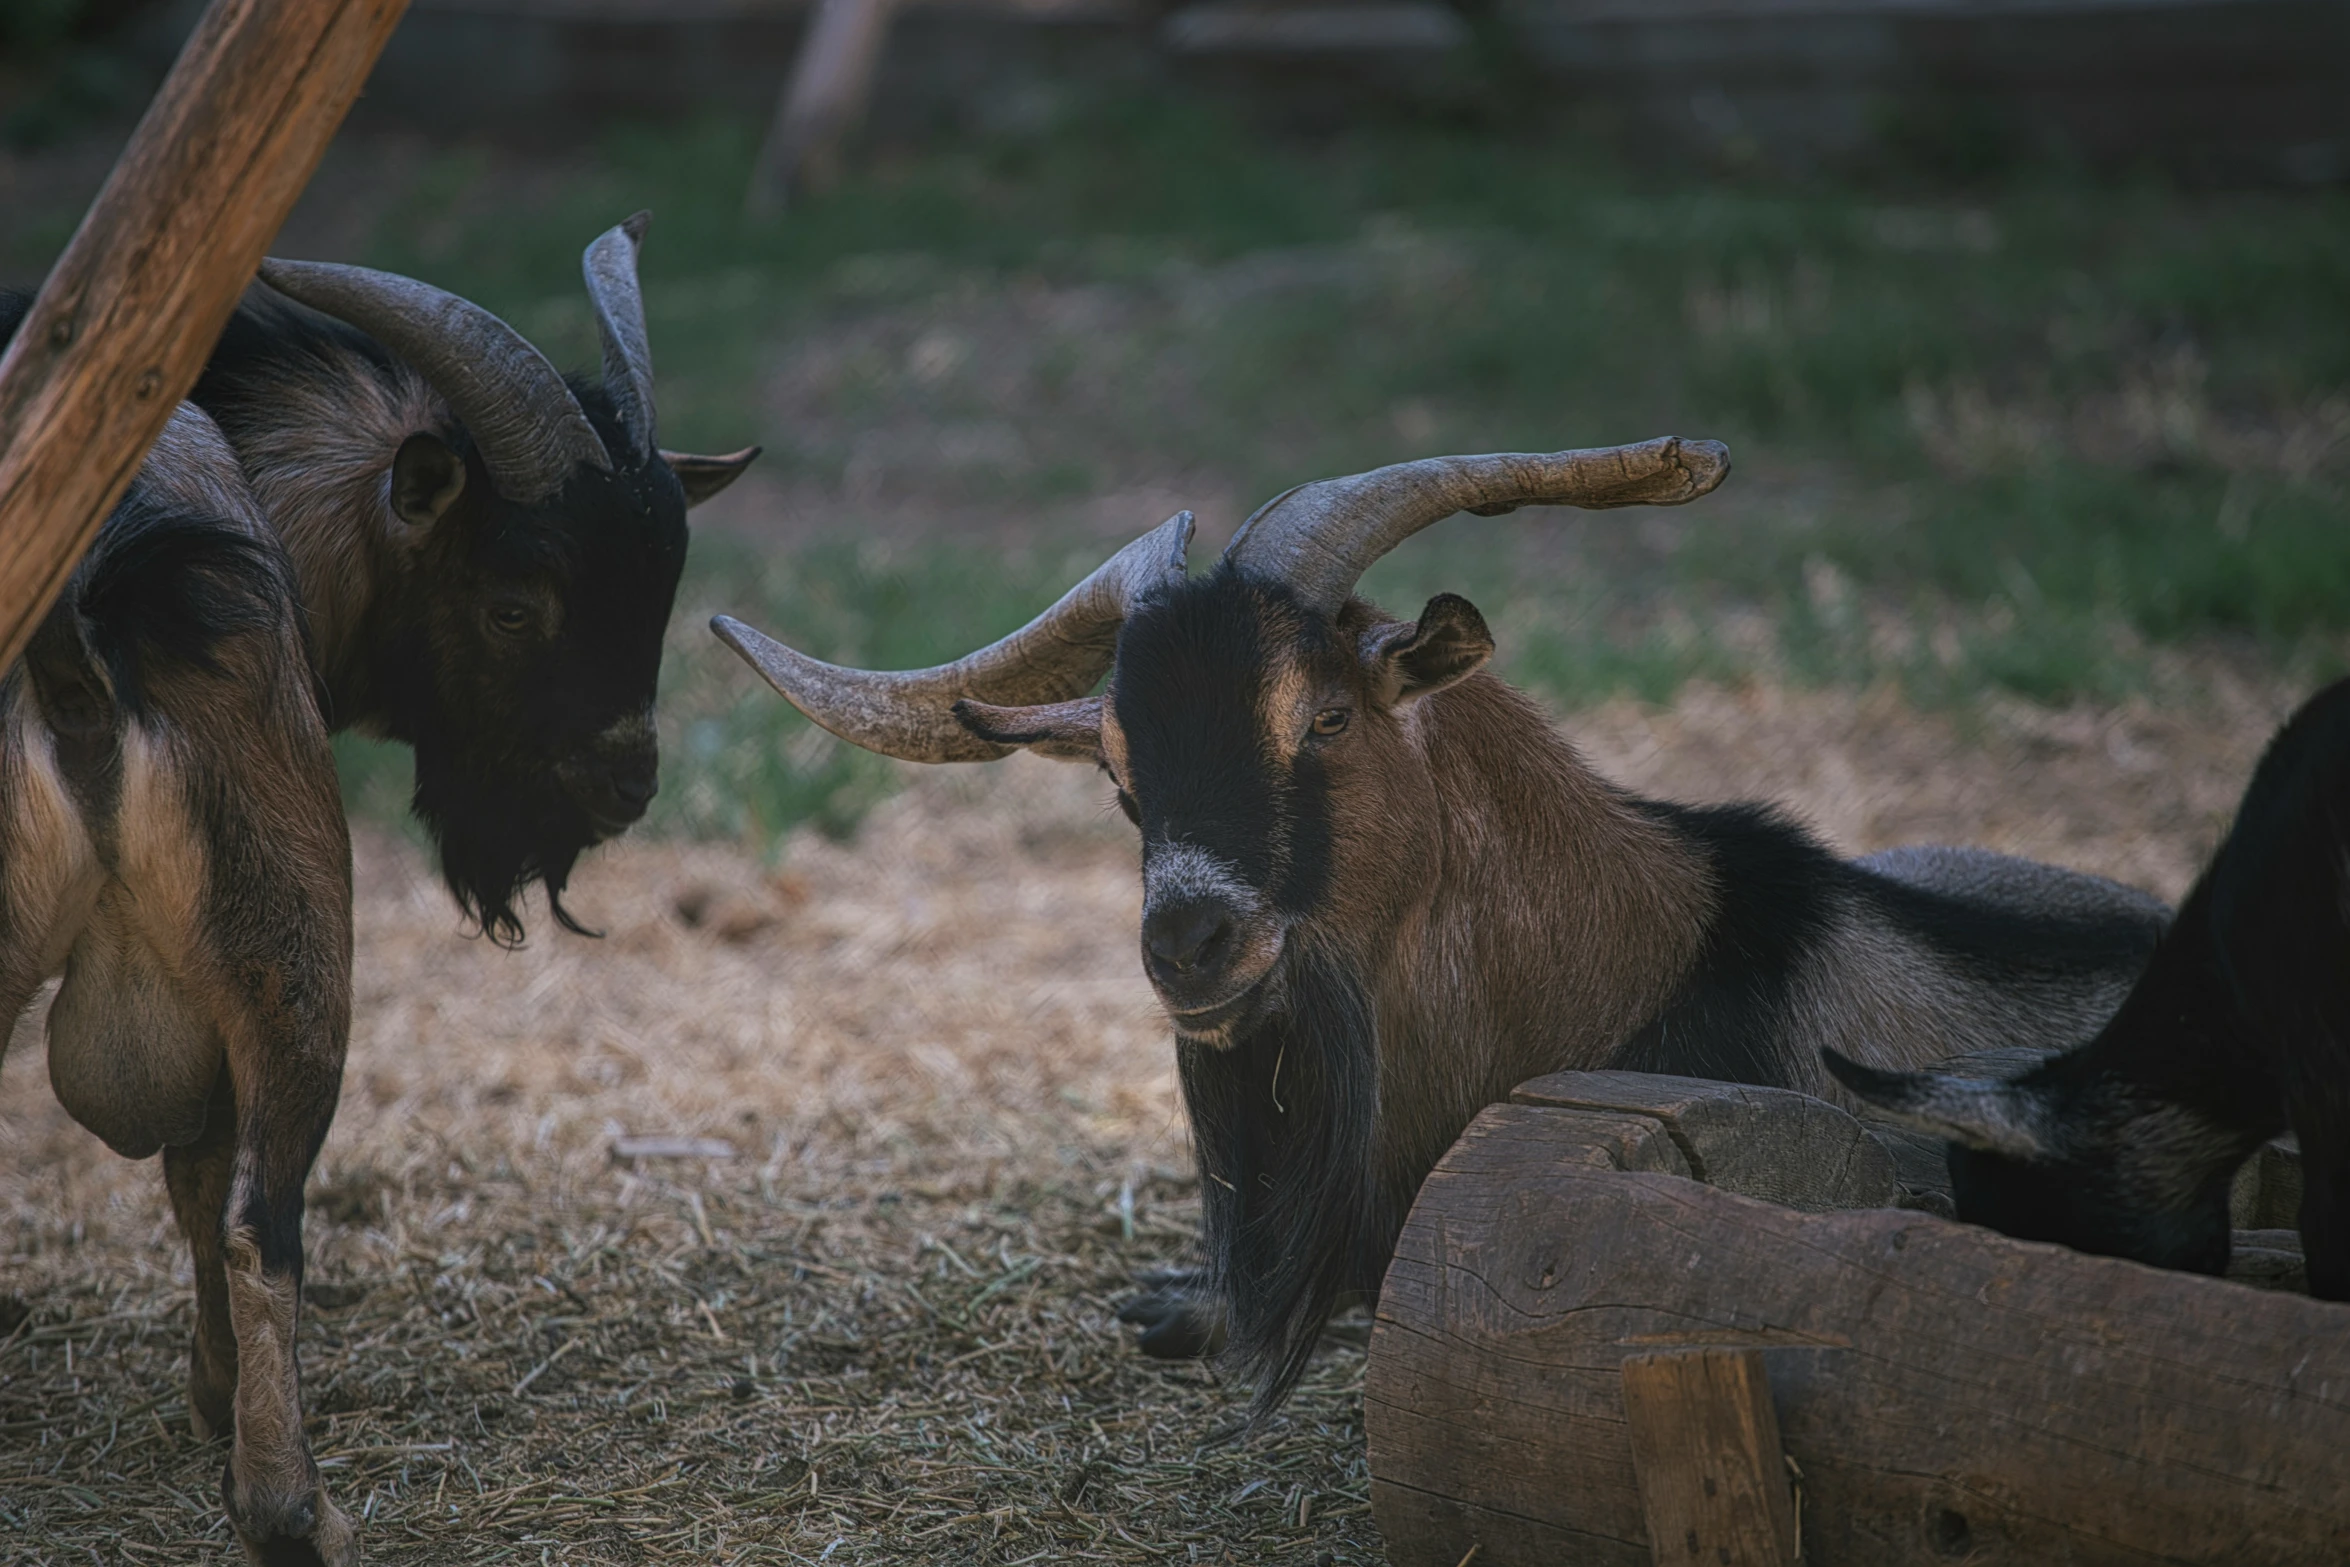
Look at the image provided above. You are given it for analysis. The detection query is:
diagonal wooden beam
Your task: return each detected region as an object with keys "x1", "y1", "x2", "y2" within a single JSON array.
[{"x1": 0, "y1": 0, "x2": 409, "y2": 674}]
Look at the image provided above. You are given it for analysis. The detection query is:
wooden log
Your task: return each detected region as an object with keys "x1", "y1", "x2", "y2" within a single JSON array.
[
  {"x1": 1514, "y1": 1070, "x2": 1899, "y2": 1212},
  {"x1": 1620, "y1": 1349, "x2": 1798, "y2": 1567},
  {"x1": 0, "y1": 0, "x2": 408, "y2": 674},
  {"x1": 1367, "y1": 1101, "x2": 2350, "y2": 1567}
]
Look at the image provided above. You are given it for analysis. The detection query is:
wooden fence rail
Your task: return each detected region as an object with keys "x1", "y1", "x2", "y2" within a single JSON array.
[{"x1": 0, "y1": 0, "x2": 410, "y2": 674}]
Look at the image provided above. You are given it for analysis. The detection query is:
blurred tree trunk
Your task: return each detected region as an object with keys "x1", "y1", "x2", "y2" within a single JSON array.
[{"x1": 745, "y1": 0, "x2": 898, "y2": 218}]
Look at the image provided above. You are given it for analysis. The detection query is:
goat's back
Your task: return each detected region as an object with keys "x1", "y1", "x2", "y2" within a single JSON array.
[{"x1": 1611, "y1": 805, "x2": 2165, "y2": 1101}]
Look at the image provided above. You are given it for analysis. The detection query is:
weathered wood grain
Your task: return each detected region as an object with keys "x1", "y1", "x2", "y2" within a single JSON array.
[
  {"x1": 1620, "y1": 1349, "x2": 1799, "y2": 1567},
  {"x1": 1368, "y1": 1102, "x2": 2350, "y2": 1567},
  {"x1": 0, "y1": 0, "x2": 408, "y2": 673},
  {"x1": 1514, "y1": 1070, "x2": 1899, "y2": 1212}
]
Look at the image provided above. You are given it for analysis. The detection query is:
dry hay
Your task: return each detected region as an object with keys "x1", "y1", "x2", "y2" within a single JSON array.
[{"x1": 0, "y1": 679, "x2": 2297, "y2": 1564}]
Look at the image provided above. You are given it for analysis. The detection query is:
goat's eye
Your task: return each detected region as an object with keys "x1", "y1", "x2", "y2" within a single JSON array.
[
  {"x1": 488, "y1": 603, "x2": 534, "y2": 637},
  {"x1": 1309, "y1": 708, "x2": 1350, "y2": 738}
]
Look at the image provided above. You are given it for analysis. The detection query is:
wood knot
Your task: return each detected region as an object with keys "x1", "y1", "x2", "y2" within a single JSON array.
[{"x1": 135, "y1": 368, "x2": 162, "y2": 399}]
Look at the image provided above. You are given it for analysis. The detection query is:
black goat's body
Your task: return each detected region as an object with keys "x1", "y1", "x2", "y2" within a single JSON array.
[{"x1": 1834, "y1": 677, "x2": 2350, "y2": 1298}]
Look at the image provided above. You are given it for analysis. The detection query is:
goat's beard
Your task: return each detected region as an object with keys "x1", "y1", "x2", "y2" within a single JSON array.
[
  {"x1": 1179, "y1": 937, "x2": 1391, "y2": 1417},
  {"x1": 410, "y1": 746, "x2": 599, "y2": 947}
]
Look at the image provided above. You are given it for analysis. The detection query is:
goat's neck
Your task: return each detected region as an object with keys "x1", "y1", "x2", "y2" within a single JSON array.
[
  {"x1": 229, "y1": 370, "x2": 447, "y2": 735},
  {"x1": 1370, "y1": 676, "x2": 1717, "y2": 1178}
]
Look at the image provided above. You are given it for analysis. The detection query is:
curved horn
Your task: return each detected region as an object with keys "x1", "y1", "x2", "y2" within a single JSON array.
[
  {"x1": 1223, "y1": 437, "x2": 1730, "y2": 615},
  {"x1": 257, "y1": 257, "x2": 611, "y2": 505},
  {"x1": 583, "y1": 210, "x2": 656, "y2": 458},
  {"x1": 712, "y1": 510, "x2": 1195, "y2": 763}
]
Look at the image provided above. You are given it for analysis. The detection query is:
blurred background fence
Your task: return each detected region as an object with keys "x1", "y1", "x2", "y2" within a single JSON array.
[{"x1": 73, "y1": 0, "x2": 2350, "y2": 183}]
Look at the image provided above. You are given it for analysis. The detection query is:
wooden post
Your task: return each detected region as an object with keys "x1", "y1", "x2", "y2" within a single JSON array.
[
  {"x1": 0, "y1": 0, "x2": 409, "y2": 674},
  {"x1": 1621, "y1": 1350, "x2": 1800, "y2": 1567},
  {"x1": 744, "y1": 0, "x2": 897, "y2": 217}
]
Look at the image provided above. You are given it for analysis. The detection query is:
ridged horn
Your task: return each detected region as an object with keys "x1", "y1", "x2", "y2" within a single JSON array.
[
  {"x1": 257, "y1": 257, "x2": 611, "y2": 506},
  {"x1": 712, "y1": 510, "x2": 1195, "y2": 763},
  {"x1": 1222, "y1": 437, "x2": 1730, "y2": 615},
  {"x1": 583, "y1": 210, "x2": 656, "y2": 458}
]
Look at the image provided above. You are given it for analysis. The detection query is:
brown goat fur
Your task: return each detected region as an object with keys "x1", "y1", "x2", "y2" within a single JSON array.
[
  {"x1": 1, "y1": 405, "x2": 356, "y2": 1563},
  {"x1": 5, "y1": 219, "x2": 750, "y2": 1561},
  {"x1": 966, "y1": 568, "x2": 2169, "y2": 1406},
  {"x1": 713, "y1": 445, "x2": 2172, "y2": 1409}
]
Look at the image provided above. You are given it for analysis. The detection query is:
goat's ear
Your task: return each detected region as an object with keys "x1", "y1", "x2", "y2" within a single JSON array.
[
  {"x1": 389, "y1": 432, "x2": 468, "y2": 531},
  {"x1": 1821, "y1": 1048, "x2": 2057, "y2": 1160},
  {"x1": 662, "y1": 446, "x2": 762, "y2": 508},
  {"x1": 1361, "y1": 593, "x2": 1494, "y2": 707},
  {"x1": 951, "y1": 695, "x2": 1104, "y2": 763}
]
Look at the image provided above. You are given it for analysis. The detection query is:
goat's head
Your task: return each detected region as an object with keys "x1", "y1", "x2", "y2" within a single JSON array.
[
  {"x1": 713, "y1": 439, "x2": 1728, "y2": 1037},
  {"x1": 261, "y1": 215, "x2": 757, "y2": 942}
]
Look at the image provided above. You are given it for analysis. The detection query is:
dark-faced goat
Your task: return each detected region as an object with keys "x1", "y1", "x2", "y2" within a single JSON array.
[
  {"x1": 713, "y1": 440, "x2": 2168, "y2": 1409},
  {"x1": 1830, "y1": 676, "x2": 2350, "y2": 1301},
  {"x1": 1, "y1": 215, "x2": 749, "y2": 1561},
  {"x1": 189, "y1": 212, "x2": 755, "y2": 939}
]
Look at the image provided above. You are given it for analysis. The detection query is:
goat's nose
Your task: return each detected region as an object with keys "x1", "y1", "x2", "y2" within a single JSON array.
[
  {"x1": 1144, "y1": 901, "x2": 1233, "y2": 973},
  {"x1": 608, "y1": 760, "x2": 657, "y2": 810}
]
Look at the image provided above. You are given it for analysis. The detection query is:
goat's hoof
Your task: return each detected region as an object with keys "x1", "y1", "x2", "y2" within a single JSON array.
[
  {"x1": 1117, "y1": 1278, "x2": 1227, "y2": 1360},
  {"x1": 224, "y1": 1464, "x2": 358, "y2": 1567}
]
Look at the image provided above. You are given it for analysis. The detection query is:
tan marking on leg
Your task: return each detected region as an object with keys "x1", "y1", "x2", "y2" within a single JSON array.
[{"x1": 221, "y1": 1225, "x2": 353, "y2": 1562}]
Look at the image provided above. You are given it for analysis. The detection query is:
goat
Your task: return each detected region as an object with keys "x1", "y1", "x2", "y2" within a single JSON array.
[
  {"x1": 1829, "y1": 676, "x2": 2350, "y2": 1301},
  {"x1": 711, "y1": 439, "x2": 2170, "y2": 1409},
  {"x1": 186, "y1": 211, "x2": 756, "y2": 940},
  {"x1": 2, "y1": 406, "x2": 354, "y2": 1563},
  {"x1": 1, "y1": 213, "x2": 750, "y2": 1561}
]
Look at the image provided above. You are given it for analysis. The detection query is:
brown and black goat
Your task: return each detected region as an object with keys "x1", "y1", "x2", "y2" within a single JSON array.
[
  {"x1": 1830, "y1": 675, "x2": 2350, "y2": 1301},
  {"x1": 712, "y1": 440, "x2": 2169, "y2": 1410},
  {"x1": 188, "y1": 212, "x2": 756, "y2": 939},
  {"x1": 1, "y1": 407, "x2": 355, "y2": 1562},
  {"x1": 0, "y1": 214, "x2": 750, "y2": 1560}
]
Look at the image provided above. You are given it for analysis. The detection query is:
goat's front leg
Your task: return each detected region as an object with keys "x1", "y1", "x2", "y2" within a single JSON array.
[
  {"x1": 210, "y1": 1005, "x2": 354, "y2": 1567},
  {"x1": 1116, "y1": 1266, "x2": 1228, "y2": 1359},
  {"x1": 162, "y1": 1073, "x2": 239, "y2": 1440},
  {"x1": 2291, "y1": 1071, "x2": 2350, "y2": 1302}
]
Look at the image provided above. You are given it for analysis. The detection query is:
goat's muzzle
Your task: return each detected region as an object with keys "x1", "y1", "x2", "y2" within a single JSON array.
[
  {"x1": 557, "y1": 715, "x2": 659, "y2": 839},
  {"x1": 1141, "y1": 845, "x2": 1285, "y2": 1043}
]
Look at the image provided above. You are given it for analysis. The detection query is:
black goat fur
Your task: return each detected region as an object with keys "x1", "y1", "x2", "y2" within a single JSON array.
[{"x1": 1830, "y1": 676, "x2": 2350, "y2": 1298}]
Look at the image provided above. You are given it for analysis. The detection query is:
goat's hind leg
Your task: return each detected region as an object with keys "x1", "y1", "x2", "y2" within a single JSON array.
[
  {"x1": 163, "y1": 1071, "x2": 239, "y2": 1440},
  {"x1": 153, "y1": 654, "x2": 357, "y2": 1564},
  {"x1": 203, "y1": 942, "x2": 354, "y2": 1566}
]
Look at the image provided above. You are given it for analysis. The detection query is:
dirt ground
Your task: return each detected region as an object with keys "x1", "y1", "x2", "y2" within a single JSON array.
[{"x1": 0, "y1": 676, "x2": 2297, "y2": 1565}]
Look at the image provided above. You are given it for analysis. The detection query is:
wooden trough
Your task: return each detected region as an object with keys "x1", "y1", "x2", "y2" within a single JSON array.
[{"x1": 1366, "y1": 1070, "x2": 2350, "y2": 1566}]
